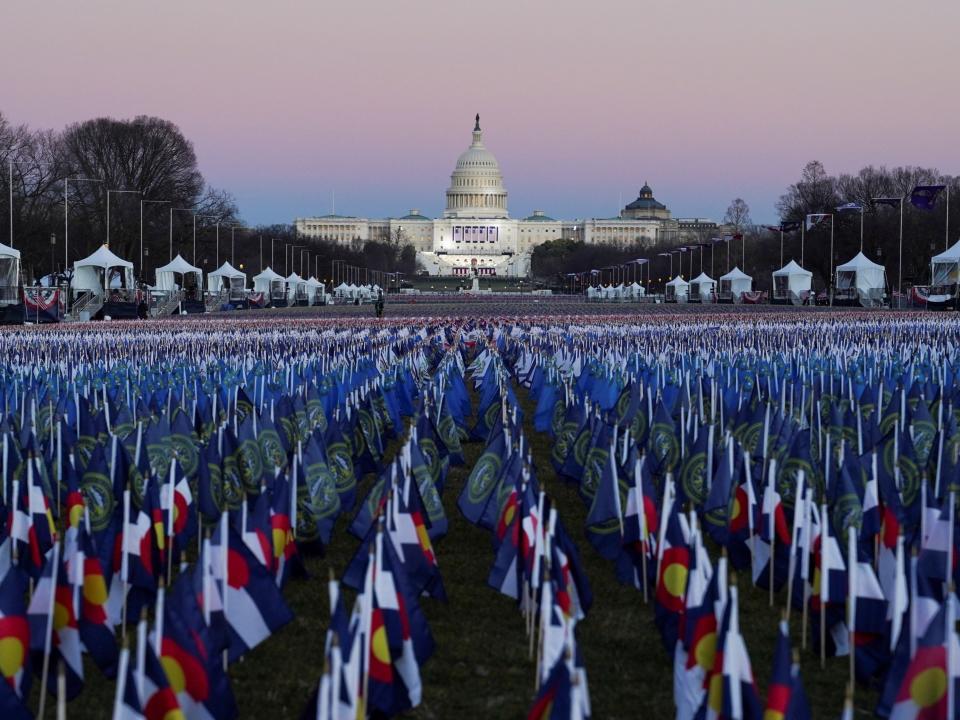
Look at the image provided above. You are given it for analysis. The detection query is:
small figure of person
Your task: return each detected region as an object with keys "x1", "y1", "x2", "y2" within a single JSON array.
[{"x1": 375, "y1": 291, "x2": 385, "y2": 318}]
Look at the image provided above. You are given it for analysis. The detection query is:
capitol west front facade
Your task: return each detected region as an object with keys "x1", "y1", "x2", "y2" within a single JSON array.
[{"x1": 294, "y1": 116, "x2": 719, "y2": 277}]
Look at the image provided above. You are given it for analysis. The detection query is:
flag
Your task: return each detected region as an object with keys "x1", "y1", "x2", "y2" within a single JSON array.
[
  {"x1": 211, "y1": 524, "x2": 294, "y2": 663},
  {"x1": 805, "y1": 214, "x2": 831, "y2": 231},
  {"x1": 27, "y1": 543, "x2": 84, "y2": 700},
  {"x1": 527, "y1": 655, "x2": 573, "y2": 720},
  {"x1": 910, "y1": 185, "x2": 946, "y2": 210},
  {"x1": 836, "y1": 202, "x2": 863, "y2": 213},
  {"x1": 872, "y1": 197, "x2": 902, "y2": 208},
  {"x1": 0, "y1": 567, "x2": 30, "y2": 704}
]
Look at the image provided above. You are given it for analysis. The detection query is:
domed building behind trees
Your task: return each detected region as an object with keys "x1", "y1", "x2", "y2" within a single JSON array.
[{"x1": 294, "y1": 116, "x2": 720, "y2": 277}]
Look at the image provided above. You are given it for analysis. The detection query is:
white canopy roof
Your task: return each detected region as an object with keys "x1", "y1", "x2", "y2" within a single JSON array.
[
  {"x1": 253, "y1": 267, "x2": 284, "y2": 282},
  {"x1": 209, "y1": 261, "x2": 245, "y2": 279},
  {"x1": 836, "y1": 251, "x2": 886, "y2": 292},
  {"x1": 836, "y1": 251, "x2": 885, "y2": 273},
  {"x1": 75, "y1": 245, "x2": 133, "y2": 270},
  {"x1": 72, "y1": 245, "x2": 134, "y2": 294},
  {"x1": 772, "y1": 260, "x2": 812, "y2": 278},
  {"x1": 932, "y1": 239, "x2": 960, "y2": 264},
  {"x1": 0, "y1": 241, "x2": 21, "y2": 260},
  {"x1": 285, "y1": 272, "x2": 305, "y2": 285},
  {"x1": 720, "y1": 266, "x2": 752, "y2": 281},
  {"x1": 690, "y1": 272, "x2": 715, "y2": 285},
  {"x1": 154, "y1": 254, "x2": 201, "y2": 292},
  {"x1": 305, "y1": 276, "x2": 324, "y2": 287},
  {"x1": 665, "y1": 276, "x2": 689, "y2": 288},
  {"x1": 207, "y1": 261, "x2": 246, "y2": 292},
  {"x1": 931, "y1": 239, "x2": 960, "y2": 285},
  {"x1": 156, "y1": 254, "x2": 200, "y2": 276}
]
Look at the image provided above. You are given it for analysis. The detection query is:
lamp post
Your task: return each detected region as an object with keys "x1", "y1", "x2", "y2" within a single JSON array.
[
  {"x1": 106, "y1": 189, "x2": 141, "y2": 249},
  {"x1": 168, "y1": 207, "x2": 194, "y2": 261},
  {"x1": 140, "y1": 199, "x2": 169, "y2": 283},
  {"x1": 194, "y1": 215, "x2": 220, "y2": 268},
  {"x1": 50, "y1": 233, "x2": 56, "y2": 276},
  {"x1": 872, "y1": 197, "x2": 905, "y2": 307},
  {"x1": 64, "y1": 177, "x2": 103, "y2": 272}
]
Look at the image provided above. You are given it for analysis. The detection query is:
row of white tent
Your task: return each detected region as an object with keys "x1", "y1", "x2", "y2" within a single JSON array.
[
  {"x1": 63, "y1": 246, "x2": 326, "y2": 303},
  {"x1": 9, "y1": 238, "x2": 960, "y2": 306},
  {"x1": 586, "y1": 282, "x2": 646, "y2": 299},
  {"x1": 332, "y1": 283, "x2": 384, "y2": 300}
]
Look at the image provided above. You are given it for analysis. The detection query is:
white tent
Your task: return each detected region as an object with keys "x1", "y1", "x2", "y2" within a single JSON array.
[
  {"x1": 835, "y1": 251, "x2": 886, "y2": 305},
  {"x1": 772, "y1": 260, "x2": 813, "y2": 302},
  {"x1": 628, "y1": 281, "x2": 645, "y2": 298},
  {"x1": 154, "y1": 254, "x2": 202, "y2": 293},
  {"x1": 305, "y1": 276, "x2": 325, "y2": 304},
  {"x1": 665, "y1": 276, "x2": 689, "y2": 302},
  {"x1": 719, "y1": 267, "x2": 752, "y2": 300},
  {"x1": 586, "y1": 285, "x2": 599, "y2": 299},
  {"x1": 931, "y1": 239, "x2": 960, "y2": 286},
  {"x1": 252, "y1": 267, "x2": 286, "y2": 302},
  {"x1": 334, "y1": 282, "x2": 351, "y2": 297},
  {"x1": 689, "y1": 272, "x2": 716, "y2": 302},
  {"x1": 285, "y1": 272, "x2": 307, "y2": 304},
  {"x1": 600, "y1": 284, "x2": 615, "y2": 299},
  {"x1": 207, "y1": 261, "x2": 247, "y2": 293},
  {"x1": 0, "y1": 241, "x2": 21, "y2": 285},
  {"x1": 72, "y1": 245, "x2": 134, "y2": 296}
]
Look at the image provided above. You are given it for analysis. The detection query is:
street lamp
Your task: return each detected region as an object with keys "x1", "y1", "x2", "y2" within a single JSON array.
[
  {"x1": 106, "y1": 189, "x2": 141, "y2": 248},
  {"x1": 140, "y1": 199, "x2": 169, "y2": 282},
  {"x1": 169, "y1": 207, "x2": 195, "y2": 261},
  {"x1": 64, "y1": 176, "x2": 103, "y2": 271}
]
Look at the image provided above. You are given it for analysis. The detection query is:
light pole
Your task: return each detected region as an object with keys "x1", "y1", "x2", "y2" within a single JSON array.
[
  {"x1": 872, "y1": 197, "x2": 904, "y2": 306},
  {"x1": 64, "y1": 177, "x2": 103, "y2": 272},
  {"x1": 168, "y1": 207, "x2": 194, "y2": 261},
  {"x1": 106, "y1": 189, "x2": 141, "y2": 248},
  {"x1": 195, "y1": 215, "x2": 220, "y2": 268},
  {"x1": 140, "y1": 199, "x2": 169, "y2": 282}
]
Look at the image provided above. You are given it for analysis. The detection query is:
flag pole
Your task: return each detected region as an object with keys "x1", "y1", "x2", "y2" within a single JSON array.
[
  {"x1": 860, "y1": 205, "x2": 864, "y2": 252},
  {"x1": 830, "y1": 215, "x2": 835, "y2": 307},
  {"x1": 947, "y1": 183, "x2": 951, "y2": 251},
  {"x1": 898, "y1": 198, "x2": 904, "y2": 308},
  {"x1": 801, "y1": 223, "x2": 805, "y2": 266},
  {"x1": 780, "y1": 228, "x2": 784, "y2": 267}
]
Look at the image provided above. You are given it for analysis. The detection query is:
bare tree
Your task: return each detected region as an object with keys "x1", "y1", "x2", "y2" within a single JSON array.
[{"x1": 723, "y1": 198, "x2": 751, "y2": 233}]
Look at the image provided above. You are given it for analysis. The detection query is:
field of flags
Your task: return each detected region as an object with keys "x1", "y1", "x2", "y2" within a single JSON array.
[{"x1": 1, "y1": 311, "x2": 959, "y2": 718}]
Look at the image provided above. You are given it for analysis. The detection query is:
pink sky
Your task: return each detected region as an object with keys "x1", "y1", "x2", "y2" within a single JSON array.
[{"x1": 3, "y1": 0, "x2": 958, "y2": 225}]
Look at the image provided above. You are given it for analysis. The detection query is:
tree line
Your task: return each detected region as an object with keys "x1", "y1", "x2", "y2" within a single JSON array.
[
  {"x1": 533, "y1": 162, "x2": 958, "y2": 292},
  {"x1": 0, "y1": 112, "x2": 418, "y2": 286}
]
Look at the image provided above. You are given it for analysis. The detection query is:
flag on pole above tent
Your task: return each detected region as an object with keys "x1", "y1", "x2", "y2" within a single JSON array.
[
  {"x1": 871, "y1": 197, "x2": 902, "y2": 208},
  {"x1": 910, "y1": 184, "x2": 946, "y2": 209},
  {"x1": 835, "y1": 202, "x2": 863, "y2": 212},
  {"x1": 805, "y1": 214, "x2": 831, "y2": 230}
]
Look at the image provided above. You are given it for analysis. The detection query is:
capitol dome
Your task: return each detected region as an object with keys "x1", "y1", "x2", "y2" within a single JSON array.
[{"x1": 444, "y1": 114, "x2": 508, "y2": 219}]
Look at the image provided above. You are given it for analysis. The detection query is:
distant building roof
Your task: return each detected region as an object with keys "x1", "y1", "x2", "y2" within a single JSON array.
[
  {"x1": 523, "y1": 210, "x2": 556, "y2": 222},
  {"x1": 624, "y1": 183, "x2": 667, "y2": 212}
]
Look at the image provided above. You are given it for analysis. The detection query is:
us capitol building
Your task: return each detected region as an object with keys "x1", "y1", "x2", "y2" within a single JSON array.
[{"x1": 294, "y1": 115, "x2": 720, "y2": 277}]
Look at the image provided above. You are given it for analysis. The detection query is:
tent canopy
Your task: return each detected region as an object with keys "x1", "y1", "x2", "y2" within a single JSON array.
[
  {"x1": 931, "y1": 239, "x2": 960, "y2": 285},
  {"x1": 836, "y1": 251, "x2": 886, "y2": 291},
  {"x1": 0, "y1": 241, "x2": 22, "y2": 261},
  {"x1": 0, "y1": 241, "x2": 21, "y2": 289},
  {"x1": 772, "y1": 259, "x2": 812, "y2": 299},
  {"x1": 665, "y1": 276, "x2": 689, "y2": 288},
  {"x1": 72, "y1": 245, "x2": 134, "y2": 294},
  {"x1": 207, "y1": 261, "x2": 247, "y2": 292},
  {"x1": 154, "y1": 254, "x2": 202, "y2": 292},
  {"x1": 720, "y1": 266, "x2": 752, "y2": 282},
  {"x1": 772, "y1": 259, "x2": 812, "y2": 278},
  {"x1": 252, "y1": 267, "x2": 285, "y2": 294}
]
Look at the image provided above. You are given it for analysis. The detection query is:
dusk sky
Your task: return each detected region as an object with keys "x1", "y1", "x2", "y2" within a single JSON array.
[{"x1": 4, "y1": 0, "x2": 958, "y2": 226}]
